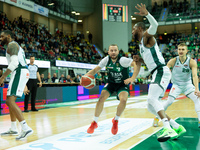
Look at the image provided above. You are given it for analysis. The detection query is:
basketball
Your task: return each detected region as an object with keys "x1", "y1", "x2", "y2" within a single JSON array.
[{"x1": 80, "y1": 75, "x2": 96, "y2": 89}]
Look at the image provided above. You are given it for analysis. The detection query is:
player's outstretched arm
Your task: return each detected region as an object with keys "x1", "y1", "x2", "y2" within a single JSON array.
[
  {"x1": 124, "y1": 61, "x2": 141, "y2": 85},
  {"x1": 135, "y1": 3, "x2": 158, "y2": 36},
  {"x1": 167, "y1": 58, "x2": 176, "y2": 70},
  {"x1": 86, "y1": 66, "x2": 102, "y2": 76},
  {"x1": 190, "y1": 59, "x2": 200, "y2": 96}
]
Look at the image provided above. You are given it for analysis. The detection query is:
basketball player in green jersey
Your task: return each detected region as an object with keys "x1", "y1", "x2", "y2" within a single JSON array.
[
  {"x1": 132, "y1": 3, "x2": 181, "y2": 142},
  {"x1": 0, "y1": 30, "x2": 33, "y2": 140},
  {"x1": 153, "y1": 43, "x2": 200, "y2": 130},
  {"x1": 85, "y1": 44, "x2": 141, "y2": 135}
]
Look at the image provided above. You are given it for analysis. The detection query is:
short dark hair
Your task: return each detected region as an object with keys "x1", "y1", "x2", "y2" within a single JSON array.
[
  {"x1": 108, "y1": 44, "x2": 119, "y2": 50},
  {"x1": 136, "y1": 22, "x2": 146, "y2": 31},
  {"x1": 2, "y1": 30, "x2": 14, "y2": 39},
  {"x1": 30, "y1": 55, "x2": 35, "y2": 58}
]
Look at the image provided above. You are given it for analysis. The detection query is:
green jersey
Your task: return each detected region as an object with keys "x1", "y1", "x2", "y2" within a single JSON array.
[{"x1": 98, "y1": 55, "x2": 133, "y2": 83}]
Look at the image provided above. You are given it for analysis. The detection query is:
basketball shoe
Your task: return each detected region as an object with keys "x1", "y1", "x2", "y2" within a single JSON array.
[
  {"x1": 1, "y1": 128, "x2": 18, "y2": 136},
  {"x1": 153, "y1": 117, "x2": 159, "y2": 127},
  {"x1": 111, "y1": 118, "x2": 118, "y2": 135},
  {"x1": 16, "y1": 128, "x2": 33, "y2": 140},
  {"x1": 173, "y1": 125, "x2": 186, "y2": 138},
  {"x1": 157, "y1": 127, "x2": 178, "y2": 142},
  {"x1": 87, "y1": 121, "x2": 98, "y2": 134}
]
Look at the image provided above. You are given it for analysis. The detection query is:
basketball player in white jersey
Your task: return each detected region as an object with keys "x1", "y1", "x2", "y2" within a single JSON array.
[
  {"x1": 0, "y1": 30, "x2": 33, "y2": 140},
  {"x1": 132, "y1": 3, "x2": 180, "y2": 142},
  {"x1": 153, "y1": 43, "x2": 200, "y2": 129}
]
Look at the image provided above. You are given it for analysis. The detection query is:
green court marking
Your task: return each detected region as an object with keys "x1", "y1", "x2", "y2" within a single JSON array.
[{"x1": 129, "y1": 118, "x2": 200, "y2": 150}]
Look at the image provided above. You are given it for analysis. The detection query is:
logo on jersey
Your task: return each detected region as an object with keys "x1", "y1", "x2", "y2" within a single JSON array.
[
  {"x1": 140, "y1": 48, "x2": 144, "y2": 53},
  {"x1": 106, "y1": 67, "x2": 113, "y2": 69},
  {"x1": 184, "y1": 64, "x2": 188, "y2": 67},
  {"x1": 116, "y1": 63, "x2": 119, "y2": 67},
  {"x1": 175, "y1": 66, "x2": 181, "y2": 67}
]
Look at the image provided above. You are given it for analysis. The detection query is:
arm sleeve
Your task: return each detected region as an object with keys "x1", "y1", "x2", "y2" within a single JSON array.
[
  {"x1": 146, "y1": 12, "x2": 158, "y2": 35},
  {"x1": 98, "y1": 56, "x2": 109, "y2": 68},
  {"x1": 119, "y1": 57, "x2": 133, "y2": 68},
  {"x1": 7, "y1": 55, "x2": 19, "y2": 71}
]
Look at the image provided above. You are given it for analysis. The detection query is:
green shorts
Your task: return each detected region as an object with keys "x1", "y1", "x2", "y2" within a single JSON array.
[{"x1": 102, "y1": 82, "x2": 129, "y2": 99}]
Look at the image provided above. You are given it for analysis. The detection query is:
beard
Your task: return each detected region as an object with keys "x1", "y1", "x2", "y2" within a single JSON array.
[
  {"x1": 134, "y1": 33, "x2": 139, "y2": 42},
  {"x1": 110, "y1": 55, "x2": 118, "y2": 59},
  {"x1": 1, "y1": 38, "x2": 8, "y2": 46}
]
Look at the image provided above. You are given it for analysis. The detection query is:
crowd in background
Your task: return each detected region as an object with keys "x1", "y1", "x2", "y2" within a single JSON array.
[
  {"x1": 0, "y1": 12, "x2": 101, "y2": 65},
  {"x1": 40, "y1": 73, "x2": 81, "y2": 84}
]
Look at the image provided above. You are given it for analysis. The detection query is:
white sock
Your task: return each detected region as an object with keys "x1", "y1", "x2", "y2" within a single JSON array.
[
  {"x1": 93, "y1": 117, "x2": 99, "y2": 123},
  {"x1": 11, "y1": 121, "x2": 17, "y2": 131},
  {"x1": 114, "y1": 115, "x2": 120, "y2": 120},
  {"x1": 19, "y1": 120, "x2": 30, "y2": 131},
  {"x1": 162, "y1": 118, "x2": 171, "y2": 129},
  {"x1": 169, "y1": 119, "x2": 180, "y2": 129}
]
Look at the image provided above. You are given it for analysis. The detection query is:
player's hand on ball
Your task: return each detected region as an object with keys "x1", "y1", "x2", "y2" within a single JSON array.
[
  {"x1": 194, "y1": 90, "x2": 200, "y2": 97},
  {"x1": 124, "y1": 78, "x2": 134, "y2": 85},
  {"x1": 134, "y1": 3, "x2": 148, "y2": 16}
]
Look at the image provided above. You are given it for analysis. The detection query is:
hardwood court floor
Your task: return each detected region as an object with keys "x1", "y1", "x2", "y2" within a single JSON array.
[{"x1": 0, "y1": 94, "x2": 199, "y2": 150}]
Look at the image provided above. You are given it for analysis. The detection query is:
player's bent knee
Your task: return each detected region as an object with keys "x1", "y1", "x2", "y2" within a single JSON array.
[
  {"x1": 147, "y1": 97, "x2": 154, "y2": 106},
  {"x1": 5, "y1": 99, "x2": 10, "y2": 106},
  {"x1": 98, "y1": 96, "x2": 107, "y2": 103},
  {"x1": 119, "y1": 98, "x2": 127, "y2": 103}
]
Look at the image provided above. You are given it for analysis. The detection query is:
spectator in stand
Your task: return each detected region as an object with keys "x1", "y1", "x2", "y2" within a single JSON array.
[
  {"x1": 40, "y1": 74, "x2": 45, "y2": 83},
  {"x1": 66, "y1": 75, "x2": 72, "y2": 83},
  {"x1": 88, "y1": 32, "x2": 93, "y2": 43},
  {"x1": 45, "y1": 74, "x2": 52, "y2": 83},
  {"x1": 74, "y1": 74, "x2": 80, "y2": 82},
  {"x1": 96, "y1": 72, "x2": 102, "y2": 85},
  {"x1": 59, "y1": 74, "x2": 66, "y2": 83},
  {"x1": 51, "y1": 73, "x2": 58, "y2": 83}
]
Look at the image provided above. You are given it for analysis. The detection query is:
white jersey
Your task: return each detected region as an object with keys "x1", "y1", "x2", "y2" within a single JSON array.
[
  {"x1": 6, "y1": 41, "x2": 27, "y2": 70},
  {"x1": 171, "y1": 56, "x2": 192, "y2": 86},
  {"x1": 139, "y1": 37, "x2": 165, "y2": 72},
  {"x1": 98, "y1": 55, "x2": 133, "y2": 68}
]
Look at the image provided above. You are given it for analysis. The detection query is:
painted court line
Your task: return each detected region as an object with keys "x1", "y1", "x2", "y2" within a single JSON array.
[
  {"x1": 7, "y1": 118, "x2": 153, "y2": 150},
  {"x1": 71, "y1": 96, "x2": 148, "y2": 108},
  {"x1": 126, "y1": 100, "x2": 179, "y2": 109},
  {"x1": 127, "y1": 117, "x2": 179, "y2": 150}
]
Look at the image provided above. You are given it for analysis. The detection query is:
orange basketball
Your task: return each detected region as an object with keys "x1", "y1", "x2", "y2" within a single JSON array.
[{"x1": 80, "y1": 75, "x2": 96, "y2": 89}]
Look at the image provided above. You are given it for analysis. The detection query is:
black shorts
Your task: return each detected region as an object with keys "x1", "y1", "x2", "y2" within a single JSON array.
[{"x1": 102, "y1": 82, "x2": 129, "y2": 99}]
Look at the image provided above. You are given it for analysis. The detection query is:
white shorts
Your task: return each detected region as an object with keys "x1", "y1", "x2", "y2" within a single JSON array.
[
  {"x1": 7, "y1": 68, "x2": 29, "y2": 97},
  {"x1": 151, "y1": 66, "x2": 171, "y2": 93},
  {"x1": 169, "y1": 83, "x2": 195, "y2": 99}
]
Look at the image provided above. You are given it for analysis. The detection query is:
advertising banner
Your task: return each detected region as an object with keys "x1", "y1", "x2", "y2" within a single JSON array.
[
  {"x1": 17, "y1": 0, "x2": 34, "y2": 12},
  {"x1": 34, "y1": 4, "x2": 49, "y2": 17},
  {"x1": 56, "y1": 60, "x2": 105, "y2": 70},
  {"x1": 5, "y1": 0, "x2": 17, "y2": 6},
  {"x1": 0, "y1": 56, "x2": 50, "y2": 68}
]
